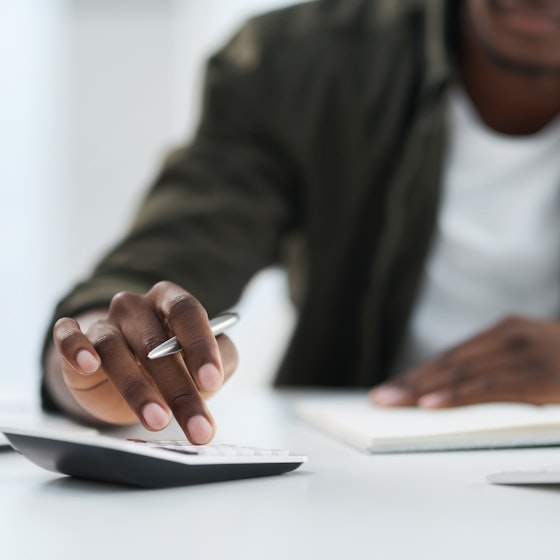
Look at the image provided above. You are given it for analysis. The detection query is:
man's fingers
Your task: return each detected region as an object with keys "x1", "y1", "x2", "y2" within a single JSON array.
[
  {"x1": 369, "y1": 316, "x2": 560, "y2": 409},
  {"x1": 53, "y1": 317, "x2": 105, "y2": 394},
  {"x1": 216, "y1": 334, "x2": 238, "y2": 381},
  {"x1": 368, "y1": 384, "x2": 417, "y2": 406},
  {"x1": 370, "y1": 328, "x2": 512, "y2": 406},
  {"x1": 370, "y1": 351, "x2": 525, "y2": 407},
  {"x1": 52, "y1": 285, "x2": 237, "y2": 443},
  {"x1": 368, "y1": 361, "x2": 456, "y2": 406},
  {"x1": 416, "y1": 351, "x2": 556, "y2": 407},
  {"x1": 93, "y1": 316, "x2": 215, "y2": 445},
  {"x1": 108, "y1": 293, "x2": 218, "y2": 443},
  {"x1": 85, "y1": 320, "x2": 174, "y2": 432},
  {"x1": 416, "y1": 369, "x2": 532, "y2": 408},
  {"x1": 148, "y1": 282, "x2": 224, "y2": 394},
  {"x1": 141, "y1": 353, "x2": 215, "y2": 442},
  {"x1": 53, "y1": 317, "x2": 101, "y2": 375},
  {"x1": 371, "y1": 353, "x2": 500, "y2": 406},
  {"x1": 195, "y1": 335, "x2": 239, "y2": 400}
]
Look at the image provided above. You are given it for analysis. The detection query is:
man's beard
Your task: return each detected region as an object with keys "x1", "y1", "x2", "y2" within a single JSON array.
[
  {"x1": 480, "y1": 0, "x2": 560, "y2": 76},
  {"x1": 480, "y1": 39, "x2": 560, "y2": 75}
]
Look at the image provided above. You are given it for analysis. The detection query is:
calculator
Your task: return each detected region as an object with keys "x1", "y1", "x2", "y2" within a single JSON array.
[{"x1": 1, "y1": 426, "x2": 307, "y2": 488}]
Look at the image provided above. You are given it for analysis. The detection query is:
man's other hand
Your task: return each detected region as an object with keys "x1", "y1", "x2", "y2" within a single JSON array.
[{"x1": 369, "y1": 316, "x2": 560, "y2": 408}]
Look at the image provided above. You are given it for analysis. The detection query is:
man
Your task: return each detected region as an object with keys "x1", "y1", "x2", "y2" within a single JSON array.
[{"x1": 44, "y1": 0, "x2": 560, "y2": 444}]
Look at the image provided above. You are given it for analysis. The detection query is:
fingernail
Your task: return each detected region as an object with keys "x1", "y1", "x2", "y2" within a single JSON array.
[
  {"x1": 419, "y1": 393, "x2": 447, "y2": 408},
  {"x1": 187, "y1": 415, "x2": 214, "y2": 444},
  {"x1": 370, "y1": 386, "x2": 409, "y2": 406},
  {"x1": 76, "y1": 349, "x2": 100, "y2": 374},
  {"x1": 198, "y1": 363, "x2": 223, "y2": 392},
  {"x1": 142, "y1": 403, "x2": 171, "y2": 430}
]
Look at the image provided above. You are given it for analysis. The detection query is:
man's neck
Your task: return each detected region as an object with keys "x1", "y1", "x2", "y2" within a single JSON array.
[{"x1": 459, "y1": 6, "x2": 560, "y2": 136}]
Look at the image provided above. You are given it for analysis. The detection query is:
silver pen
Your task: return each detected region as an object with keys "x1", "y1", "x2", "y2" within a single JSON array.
[{"x1": 147, "y1": 312, "x2": 239, "y2": 360}]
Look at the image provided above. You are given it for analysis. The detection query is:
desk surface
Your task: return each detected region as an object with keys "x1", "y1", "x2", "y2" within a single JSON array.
[{"x1": 1, "y1": 388, "x2": 560, "y2": 560}]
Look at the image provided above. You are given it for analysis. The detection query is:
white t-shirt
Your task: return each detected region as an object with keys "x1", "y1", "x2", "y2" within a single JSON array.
[{"x1": 395, "y1": 87, "x2": 560, "y2": 373}]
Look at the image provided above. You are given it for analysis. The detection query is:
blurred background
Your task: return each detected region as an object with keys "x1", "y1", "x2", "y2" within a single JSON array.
[{"x1": 0, "y1": 0, "x2": 299, "y2": 397}]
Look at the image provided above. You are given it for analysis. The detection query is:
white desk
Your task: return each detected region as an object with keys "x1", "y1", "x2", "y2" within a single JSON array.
[{"x1": 1, "y1": 389, "x2": 560, "y2": 560}]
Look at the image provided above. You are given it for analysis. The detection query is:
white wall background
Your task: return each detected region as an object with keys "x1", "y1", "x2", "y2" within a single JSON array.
[{"x1": 0, "y1": 0, "x2": 298, "y2": 396}]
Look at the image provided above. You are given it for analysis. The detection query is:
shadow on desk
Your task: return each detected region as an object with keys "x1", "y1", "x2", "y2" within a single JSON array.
[
  {"x1": 37, "y1": 468, "x2": 310, "y2": 495},
  {"x1": 495, "y1": 484, "x2": 560, "y2": 495},
  {"x1": 41, "y1": 476, "x2": 146, "y2": 494}
]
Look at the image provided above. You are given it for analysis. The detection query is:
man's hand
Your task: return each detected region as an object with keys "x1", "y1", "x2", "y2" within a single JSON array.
[
  {"x1": 369, "y1": 316, "x2": 560, "y2": 408},
  {"x1": 47, "y1": 281, "x2": 238, "y2": 444}
]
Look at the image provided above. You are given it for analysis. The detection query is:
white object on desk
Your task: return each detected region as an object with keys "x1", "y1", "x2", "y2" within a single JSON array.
[
  {"x1": 297, "y1": 393, "x2": 560, "y2": 453},
  {"x1": 1, "y1": 426, "x2": 307, "y2": 487},
  {"x1": 0, "y1": 391, "x2": 39, "y2": 447},
  {"x1": 3, "y1": 388, "x2": 560, "y2": 560},
  {"x1": 488, "y1": 464, "x2": 560, "y2": 484},
  {"x1": 0, "y1": 391, "x2": 96, "y2": 447}
]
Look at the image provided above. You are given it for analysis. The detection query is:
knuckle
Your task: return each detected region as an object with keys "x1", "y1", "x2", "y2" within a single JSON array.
[
  {"x1": 497, "y1": 315, "x2": 523, "y2": 333},
  {"x1": 109, "y1": 290, "x2": 140, "y2": 314},
  {"x1": 501, "y1": 326, "x2": 532, "y2": 354},
  {"x1": 501, "y1": 314, "x2": 522, "y2": 325},
  {"x1": 496, "y1": 316, "x2": 533, "y2": 353},
  {"x1": 169, "y1": 391, "x2": 198, "y2": 411},
  {"x1": 152, "y1": 280, "x2": 173, "y2": 292},
  {"x1": 53, "y1": 317, "x2": 72, "y2": 332},
  {"x1": 143, "y1": 335, "x2": 168, "y2": 354},
  {"x1": 167, "y1": 294, "x2": 202, "y2": 322},
  {"x1": 185, "y1": 334, "x2": 212, "y2": 355},
  {"x1": 56, "y1": 329, "x2": 84, "y2": 355},
  {"x1": 92, "y1": 326, "x2": 122, "y2": 356},
  {"x1": 121, "y1": 378, "x2": 149, "y2": 405},
  {"x1": 150, "y1": 280, "x2": 179, "y2": 297}
]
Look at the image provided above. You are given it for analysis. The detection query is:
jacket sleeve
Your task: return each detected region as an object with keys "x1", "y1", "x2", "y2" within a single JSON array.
[{"x1": 41, "y1": 19, "x2": 301, "y2": 410}]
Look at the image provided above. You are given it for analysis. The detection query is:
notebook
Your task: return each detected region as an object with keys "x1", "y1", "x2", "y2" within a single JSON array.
[{"x1": 297, "y1": 393, "x2": 560, "y2": 453}]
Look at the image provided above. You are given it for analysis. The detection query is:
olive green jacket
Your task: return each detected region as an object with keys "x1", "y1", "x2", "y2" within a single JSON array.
[{"x1": 43, "y1": 0, "x2": 457, "y2": 409}]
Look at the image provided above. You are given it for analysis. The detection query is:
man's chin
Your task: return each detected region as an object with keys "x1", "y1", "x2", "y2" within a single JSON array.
[{"x1": 479, "y1": 0, "x2": 560, "y2": 75}]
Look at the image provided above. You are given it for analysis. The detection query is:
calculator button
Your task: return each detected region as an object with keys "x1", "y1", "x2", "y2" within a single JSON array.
[
  {"x1": 271, "y1": 449, "x2": 291, "y2": 456},
  {"x1": 127, "y1": 439, "x2": 295, "y2": 459},
  {"x1": 234, "y1": 447, "x2": 256, "y2": 456},
  {"x1": 253, "y1": 449, "x2": 273, "y2": 456},
  {"x1": 215, "y1": 445, "x2": 237, "y2": 455}
]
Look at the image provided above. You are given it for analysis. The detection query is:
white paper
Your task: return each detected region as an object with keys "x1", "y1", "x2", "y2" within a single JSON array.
[{"x1": 297, "y1": 394, "x2": 560, "y2": 453}]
